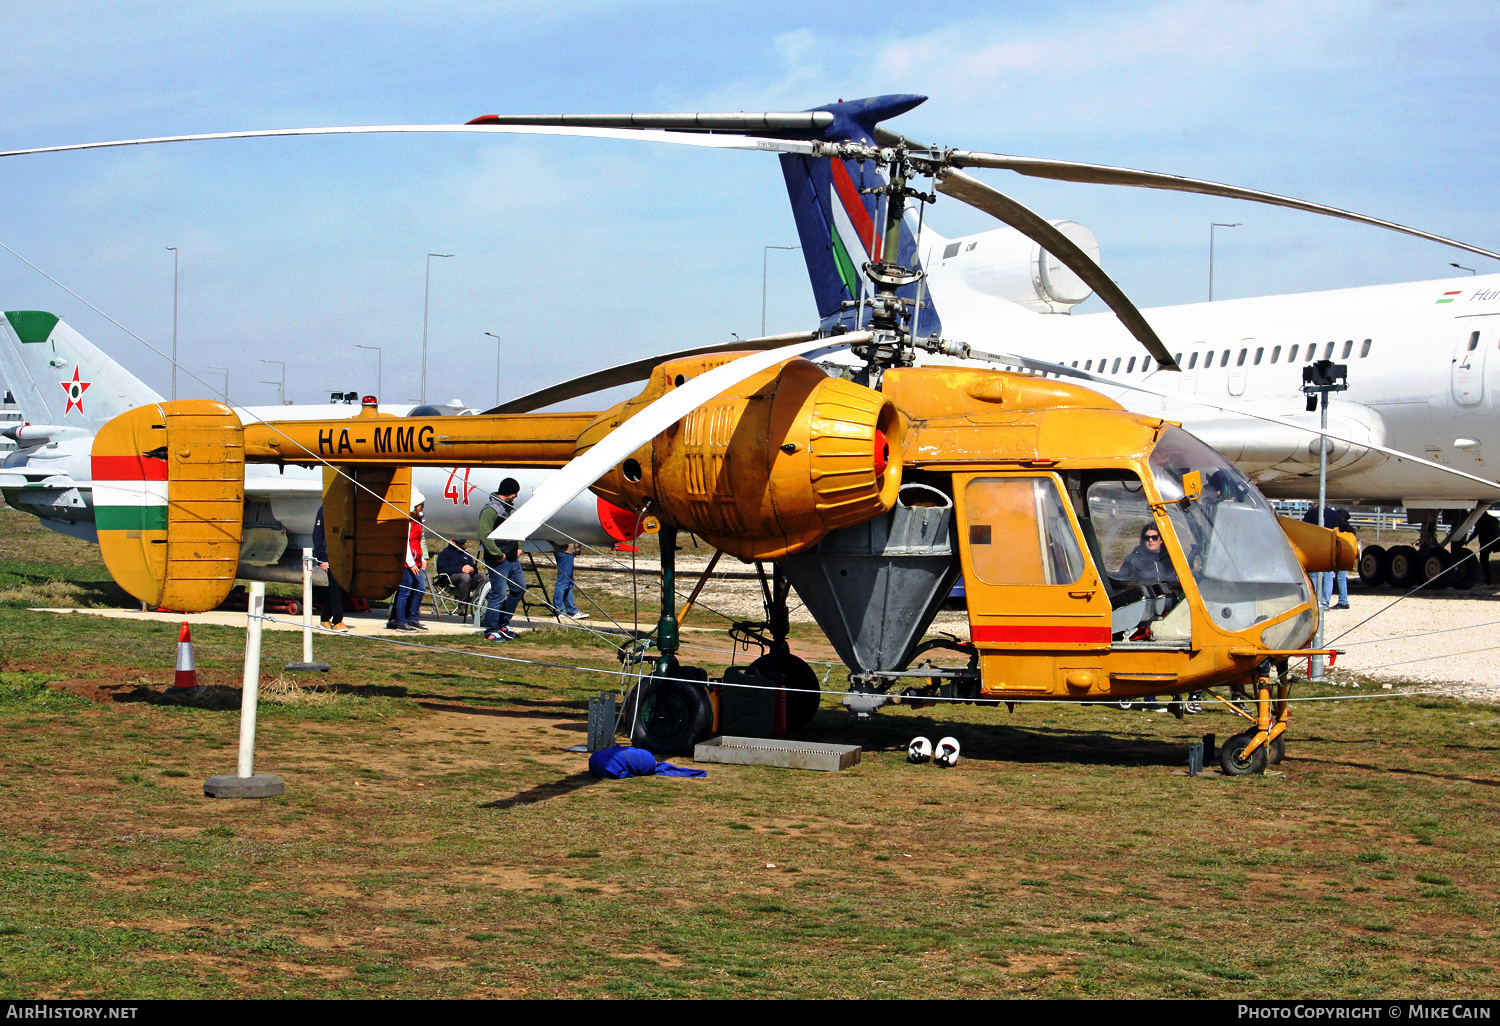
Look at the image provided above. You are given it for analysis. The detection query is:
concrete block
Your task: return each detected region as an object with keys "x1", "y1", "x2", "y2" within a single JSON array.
[
  {"x1": 694, "y1": 735, "x2": 861, "y2": 772},
  {"x1": 204, "y1": 773, "x2": 285, "y2": 799}
]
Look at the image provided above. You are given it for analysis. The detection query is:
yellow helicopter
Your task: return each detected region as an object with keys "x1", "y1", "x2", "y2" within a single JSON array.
[{"x1": 66, "y1": 106, "x2": 1370, "y2": 776}]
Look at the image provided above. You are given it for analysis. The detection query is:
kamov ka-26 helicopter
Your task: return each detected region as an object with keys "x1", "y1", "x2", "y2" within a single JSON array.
[{"x1": 16, "y1": 97, "x2": 1432, "y2": 775}]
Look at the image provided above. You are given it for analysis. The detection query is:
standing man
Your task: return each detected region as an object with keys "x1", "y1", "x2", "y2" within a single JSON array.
[
  {"x1": 311, "y1": 505, "x2": 351, "y2": 633},
  {"x1": 553, "y1": 541, "x2": 585, "y2": 620},
  {"x1": 478, "y1": 478, "x2": 526, "y2": 641},
  {"x1": 1303, "y1": 503, "x2": 1353, "y2": 610}
]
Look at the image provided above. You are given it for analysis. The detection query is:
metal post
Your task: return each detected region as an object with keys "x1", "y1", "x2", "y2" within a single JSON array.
[
  {"x1": 206, "y1": 365, "x2": 228, "y2": 403},
  {"x1": 204, "y1": 581, "x2": 285, "y2": 797},
  {"x1": 484, "y1": 332, "x2": 504, "y2": 406},
  {"x1": 1311, "y1": 393, "x2": 1329, "y2": 682},
  {"x1": 286, "y1": 547, "x2": 330, "y2": 673}
]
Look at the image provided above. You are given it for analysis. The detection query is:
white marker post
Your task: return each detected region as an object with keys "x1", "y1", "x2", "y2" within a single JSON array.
[
  {"x1": 204, "y1": 582, "x2": 285, "y2": 798},
  {"x1": 285, "y1": 547, "x2": 330, "y2": 673}
]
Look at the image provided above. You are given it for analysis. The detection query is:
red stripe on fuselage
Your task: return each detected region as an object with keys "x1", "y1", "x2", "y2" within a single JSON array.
[
  {"x1": 971, "y1": 624, "x2": 1111, "y2": 645},
  {"x1": 830, "y1": 159, "x2": 878, "y2": 260},
  {"x1": 92, "y1": 455, "x2": 169, "y2": 481}
]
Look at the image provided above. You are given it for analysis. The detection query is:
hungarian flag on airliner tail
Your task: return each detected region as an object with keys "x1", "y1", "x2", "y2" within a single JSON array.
[{"x1": 828, "y1": 158, "x2": 882, "y2": 296}]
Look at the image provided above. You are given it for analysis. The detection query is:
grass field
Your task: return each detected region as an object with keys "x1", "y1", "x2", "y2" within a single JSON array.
[{"x1": 1, "y1": 507, "x2": 1498, "y2": 998}]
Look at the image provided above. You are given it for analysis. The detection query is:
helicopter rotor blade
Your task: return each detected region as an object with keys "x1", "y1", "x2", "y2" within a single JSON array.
[
  {"x1": 489, "y1": 333, "x2": 870, "y2": 542},
  {"x1": 0, "y1": 123, "x2": 820, "y2": 161},
  {"x1": 937, "y1": 169, "x2": 1179, "y2": 370},
  {"x1": 483, "y1": 330, "x2": 821, "y2": 415},
  {"x1": 959, "y1": 346, "x2": 1500, "y2": 492},
  {"x1": 941, "y1": 150, "x2": 1500, "y2": 263}
]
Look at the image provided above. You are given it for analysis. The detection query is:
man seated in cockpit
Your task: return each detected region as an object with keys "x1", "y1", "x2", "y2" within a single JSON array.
[{"x1": 1118, "y1": 523, "x2": 1178, "y2": 588}]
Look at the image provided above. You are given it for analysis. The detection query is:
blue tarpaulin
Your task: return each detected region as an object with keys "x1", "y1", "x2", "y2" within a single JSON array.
[{"x1": 588, "y1": 745, "x2": 706, "y2": 779}]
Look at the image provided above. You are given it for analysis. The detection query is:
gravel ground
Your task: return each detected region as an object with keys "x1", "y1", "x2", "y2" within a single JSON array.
[
  {"x1": 1322, "y1": 588, "x2": 1500, "y2": 699},
  {"x1": 576, "y1": 555, "x2": 1500, "y2": 700}
]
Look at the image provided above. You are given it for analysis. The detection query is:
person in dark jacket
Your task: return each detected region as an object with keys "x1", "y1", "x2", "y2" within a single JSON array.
[
  {"x1": 477, "y1": 478, "x2": 525, "y2": 641},
  {"x1": 311, "y1": 506, "x2": 350, "y2": 632},
  {"x1": 1118, "y1": 523, "x2": 1178, "y2": 587},
  {"x1": 1303, "y1": 504, "x2": 1353, "y2": 609},
  {"x1": 1477, "y1": 511, "x2": 1500, "y2": 586},
  {"x1": 436, "y1": 539, "x2": 484, "y2": 613}
]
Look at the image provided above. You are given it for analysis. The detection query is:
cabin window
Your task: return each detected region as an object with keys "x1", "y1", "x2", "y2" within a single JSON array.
[
  {"x1": 1126, "y1": 356, "x2": 1136, "y2": 373},
  {"x1": 943, "y1": 242, "x2": 961, "y2": 260},
  {"x1": 1173, "y1": 353, "x2": 1183, "y2": 367},
  {"x1": 1287, "y1": 344, "x2": 1299, "y2": 362},
  {"x1": 1469, "y1": 331, "x2": 1481, "y2": 352},
  {"x1": 1071, "y1": 361, "x2": 1079, "y2": 368},
  {"x1": 1112, "y1": 358, "x2": 1121, "y2": 374},
  {"x1": 1188, "y1": 352, "x2": 1199, "y2": 369},
  {"x1": 1341, "y1": 339, "x2": 1354, "y2": 359},
  {"x1": 1222, "y1": 350, "x2": 1232, "y2": 367},
  {"x1": 1270, "y1": 346, "x2": 1280, "y2": 363},
  {"x1": 1142, "y1": 356, "x2": 1153, "y2": 373},
  {"x1": 1204, "y1": 351, "x2": 1215, "y2": 369},
  {"x1": 1323, "y1": 341, "x2": 1335, "y2": 360},
  {"x1": 1360, "y1": 339, "x2": 1372, "y2": 358},
  {"x1": 964, "y1": 477, "x2": 1084, "y2": 587},
  {"x1": 1237, "y1": 349, "x2": 1248, "y2": 367},
  {"x1": 1253, "y1": 347, "x2": 1263, "y2": 365},
  {"x1": 1084, "y1": 360, "x2": 1092, "y2": 371}
]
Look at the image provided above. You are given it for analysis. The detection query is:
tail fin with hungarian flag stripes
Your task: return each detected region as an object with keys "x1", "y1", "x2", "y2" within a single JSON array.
[{"x1": 776, "y1": 96, "x2": 941, "y2": 337}]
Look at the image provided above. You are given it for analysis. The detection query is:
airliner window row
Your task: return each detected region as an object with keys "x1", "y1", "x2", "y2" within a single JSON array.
[{"x1": 1066, "y1": 338, "x2": 1377, "y2": 375}]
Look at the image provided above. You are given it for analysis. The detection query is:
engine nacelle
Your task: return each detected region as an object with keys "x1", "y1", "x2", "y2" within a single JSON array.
[
  {"x1": 925, "y1": 221, "x2": 1099, "y2": 314},
  {"x1": 584, "y1": 355, "x2": 904, "y2": 560}
]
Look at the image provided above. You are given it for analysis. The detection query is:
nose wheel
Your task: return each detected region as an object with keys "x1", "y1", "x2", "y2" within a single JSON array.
[{"x1": 1211, "y1": 673, "x2": 1289, "y2": 776}]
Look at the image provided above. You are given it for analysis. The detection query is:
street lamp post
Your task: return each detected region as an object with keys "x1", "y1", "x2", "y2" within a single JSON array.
[
  {"x1": 422, "y1": 253, "x2": 455, "y2": 404},
  {"x1": 258, "y1": 359, "x2": 286, "y2": 405},
  {"x1": 483, "y1": 332, "x2": 504, "y2": 407},
  {"x1": 166, "y1": 247, "x2": 179, "y2": 400},
  {"x1": 1208, "y1": 223, "x2": 1240, "y2": 301},
  {"x1": 1452, "y1": 262, "x2": 1478, "y2": 275},
  {"x1": 762, "y1": 245, "x2": 801, "y2": 336},
  {"x1": 206, "y1": 365, "x2": 228, "y2": 403},
  {"x1": 354, "y1": 345, "x2": 382, "y2": 401}
]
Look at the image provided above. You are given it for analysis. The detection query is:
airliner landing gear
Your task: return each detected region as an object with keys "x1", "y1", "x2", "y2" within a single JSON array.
[{"x1": 1358, "y1": 544, "x2": 1388, "y2": 587}]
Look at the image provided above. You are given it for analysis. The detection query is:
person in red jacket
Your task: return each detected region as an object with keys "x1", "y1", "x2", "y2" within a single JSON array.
[{"x1": 388, "y1": 490, "x2": 429, "y2": 631}]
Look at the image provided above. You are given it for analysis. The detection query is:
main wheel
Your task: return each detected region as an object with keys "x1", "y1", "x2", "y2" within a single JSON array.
[
  {"x1": 1219, "y1": 732, "x2": 1269, "y2": 776},
  {"x1": 1358, "y1": 544, "x2": 1388, "y2": 588},
  {"x1": 1267, "y1": 735, "x2": 1286, "y2": 765},
  {"x1": 750, "y1": 652, "x2": 822, "y2": 732},
  {"x1": 1386, "y1": 545, "x2": 1420, "y2": 588},
  {"x1": 1451, "y1": 552, "x2": 1482, "y2": 591},
  {"x1": 1419, "y1": 547, "x2": 1451, "y2": 588},
  {"x1": 623, "y1": 676, "x2": 715, "y2": 756}
]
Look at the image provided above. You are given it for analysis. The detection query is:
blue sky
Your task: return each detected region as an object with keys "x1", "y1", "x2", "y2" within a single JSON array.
[{"x1": 1, "y1": 0, "x2": 1497, "y2": 408}]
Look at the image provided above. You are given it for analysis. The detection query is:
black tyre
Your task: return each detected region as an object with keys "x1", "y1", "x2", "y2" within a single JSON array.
[
  {"x1": 1419, "y1": 547, "x2": 1451, "y2": 588},
  {"x1": 1386, "y1": 545, "x2": 1420, "y2": 588},
  {"x1": 623, "y1": 676, "x2": 715, "y2": 756},
  {"x1": 1451, "y1": 553, "x2": 1482, "y2": 591},
  {"x1": 1357, "y1": 545, "x2": 1388, "y2": 588},
  {"x1": 1268, "y1": 735, "x2": 1286, "y2": 765},
  {"x1": 750, "y1": 652, "x2": 822, "y2": 732},
  {"x1": 1219, "y1": 732, "x2": 1268, "y2": 776}
]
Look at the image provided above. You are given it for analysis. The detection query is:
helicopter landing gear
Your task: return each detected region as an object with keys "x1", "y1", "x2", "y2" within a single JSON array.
[{"x1": 1210, "y1": 669, "x2": 1290, "y2": 775}]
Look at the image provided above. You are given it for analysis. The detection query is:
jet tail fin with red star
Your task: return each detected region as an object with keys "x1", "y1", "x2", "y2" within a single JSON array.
[{"x1": 0, "y1": 311, "x2": 161, "y2": 435}]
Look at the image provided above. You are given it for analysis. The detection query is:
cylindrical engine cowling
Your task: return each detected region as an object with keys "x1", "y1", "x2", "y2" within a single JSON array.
[{"x1": 585, "y1": 356, "x2": 903, "y2": 560}]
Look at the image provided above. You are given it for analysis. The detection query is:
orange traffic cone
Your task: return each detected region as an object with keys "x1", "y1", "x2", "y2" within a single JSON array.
[{"x1": 170, "y1": 620, "x2": 201, "y2": 694}]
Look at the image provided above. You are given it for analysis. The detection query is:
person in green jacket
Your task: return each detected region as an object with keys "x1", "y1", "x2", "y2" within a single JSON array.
[{"x1": 478, "y1": 478, "x2": 525, "y2": 641}]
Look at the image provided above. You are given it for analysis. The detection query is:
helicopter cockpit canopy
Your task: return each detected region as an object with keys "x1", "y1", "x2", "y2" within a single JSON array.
[{"x1": 1149, "y1": 427, "x2": 1313, "y2": 646}]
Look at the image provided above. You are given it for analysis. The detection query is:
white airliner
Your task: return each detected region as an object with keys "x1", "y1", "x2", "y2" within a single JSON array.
[{"x1": 0, "y1": 311, "x2": 642, "y2": 586}]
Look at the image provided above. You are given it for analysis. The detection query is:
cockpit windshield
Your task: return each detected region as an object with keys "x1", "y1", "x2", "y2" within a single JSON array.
[{"x1": 1149, "y1": 427, "x2": 1311, "y2": 636}]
